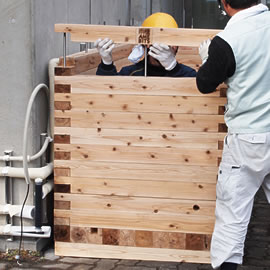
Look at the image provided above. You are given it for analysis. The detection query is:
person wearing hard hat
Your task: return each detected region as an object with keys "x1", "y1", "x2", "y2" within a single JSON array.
[
  {"x1": 94, "y1": 12, "x2": 196, "y2": 77},
  {"x1": 196, "y1": 1, "x2": 270, "y2": 270}
]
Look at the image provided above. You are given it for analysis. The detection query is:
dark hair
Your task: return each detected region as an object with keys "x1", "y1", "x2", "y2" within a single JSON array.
[{"x1": 225, "y1": 0, "x2": 259, "y2": 9}]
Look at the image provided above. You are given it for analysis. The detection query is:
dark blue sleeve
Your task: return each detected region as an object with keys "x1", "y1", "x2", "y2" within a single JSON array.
[
  {"x1": 96, "y1": 61, "x2": 118, "y2": 75},
  {"x1": 96, "y1": 61, "x2": 137, "y2": 76},
  {"x1": 167, "y1": 63, "x2": 197, "y2": 77},
  {"x1": 118, "y1": 65, "x2": 139, "y2": 75}
]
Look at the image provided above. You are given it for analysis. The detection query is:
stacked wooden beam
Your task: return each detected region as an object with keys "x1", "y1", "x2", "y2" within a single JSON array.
[{"x1": 53, "y1": 24, "x2": 226, "y2": 263}]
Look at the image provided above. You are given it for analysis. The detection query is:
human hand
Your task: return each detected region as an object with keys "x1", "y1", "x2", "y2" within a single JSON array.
[
  {"x1": 94, "y1": 38, "x2": 115, "y2": 65},
  {"x1": 199, "y1": 39, "x2": 211, "y2": 64},
  {"x1": 148, "y1": 43, "x2": 177, "y2": 70}
]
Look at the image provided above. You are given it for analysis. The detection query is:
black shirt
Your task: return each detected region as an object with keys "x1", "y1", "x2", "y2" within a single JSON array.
[
  {"x1": 196, "y1": 36, "x2": 236, "y2": 94},
  {"x1": 96, "y1": 58, "x2": 197, "y2": 77}
]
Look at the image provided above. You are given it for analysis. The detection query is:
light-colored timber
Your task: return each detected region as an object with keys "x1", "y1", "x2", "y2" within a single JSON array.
[
  {"x1": 55, "y1": 242, "x2": 211, "y2": 263},
  {"x1": 55, "y1": 24, "x2": 220, "y2": 47},
  {"x1": 54, "y1": 193, "x2": 215, "y2": 217},
  {"x1": 54, "y1": 24, "x2": 227, "y2": 262}
]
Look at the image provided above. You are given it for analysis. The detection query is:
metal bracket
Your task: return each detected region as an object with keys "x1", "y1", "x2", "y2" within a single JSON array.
[
  {"x1": 63, "y1": 33, "x2": 67, "y2": 67},
  {"x1": 144, "y1": 47, "x2": 147, "y2": 77}
]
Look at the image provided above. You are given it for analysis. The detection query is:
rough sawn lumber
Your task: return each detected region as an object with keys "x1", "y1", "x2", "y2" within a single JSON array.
[{"x1": 55, "y1": 23, "x2": 220, "y2": 46}]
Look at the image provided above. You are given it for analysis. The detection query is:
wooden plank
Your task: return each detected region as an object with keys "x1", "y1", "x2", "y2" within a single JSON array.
[
  {"x1": 54, "y1": 217, "x2": 70, "y2": 226},
  {"x1": 80, "y1": 46, "x2": 201, "y2": 75},
  {"x1": 176, "y1": 54, "x2": 200, "y2": 64},
  {"x1": 54, "y1": 101, "x2": 71, "y2": 111},
  {"x1": 55, "y1": 117, "x2": 71, "y2": 127},
  {"x1": 102, "y1": 229, "x2": 120, "y2": 245},
  {"x1": 54, "y1": 167, "x2": 71, "y2": 177},
  {"x1": 58, "y1": 44, "x2": 132, "y2": 66},
  {"x1": 55, "y1": 177, "x2": 217, "y2": 199},
  {"x1": 70, "y1": 180, "x2": 216, "y2": 201},
  {"x1": 135, "y1": 231, "x2": 153, "y2": 247},
  {"x1": 55, "y1": 200, "x2": 71, "y2": 210},
  {"x1": 55, "y1": 24, "x2": 220, "y2": 47},
  {"x1": 54, "y1": 161, "x2": 218, "y2": 183},
  {"x1": 118, "y1": 230, "x2": 136, "y2": 247},
  {"x1": 54, "y1": 209, "x2": 215, "y2": 234},
  {"x1": 151, "y1": 28, "x2": 218, "y2": 47},
  {"x1": 54, "y1": 135, "x2": 70, "y2": 144},
  {"x1": 54, "y1": 225, "x2": 70, "y2": 242},
  {"x1": 55, "y1": 66, "x2": 76, "y2": 76},
  {"x1": 55, "y1": 242, "x2": 211, "y2": 263},
  {"x1": 178, "y1": 46, "x2": 198, "y2": 55},
  {"x1": 54, "y1": 111, "x2": 224, "y2": 132},
  {"x1": 54, "y1": 127, "x2": 225, "y2": 149},
  {"x1": 54, "y1": 184, "x2": 71, "y2": 193},
  {"x1": 70, "y1": 227, "x2": 103, "y2": 244},
  {"x1": 55, "y1": 76, "x2": 224, "y2": 97},
  {"x1": 54, "y1": 143, "x2": 221, "y2": 166},
  {"x1": 54, "y1": 151, "x2": 71, "y2": 160},
  {"x1": 186, "y1": 234, "x2": 211, "y2": 251},
  {"x1": 57, "y1": 44, "x2": 133, "y2": 75},
  {"x1": 54, "y1": 93, "x2": 227, "y2": 115},
  {"x1": 153, "y1": 231, "x2": 186, "y2": 249},
  {"x1": 55, "y1": 84, "x2": 71, "y2": 93},
  {"x1": 54, "y1": 193, "x2": 215, "y2": 217}
]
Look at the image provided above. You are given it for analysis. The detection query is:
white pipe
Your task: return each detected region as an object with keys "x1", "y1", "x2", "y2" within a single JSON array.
[
  {"x1": 0, "y1": 163, "x2": 53, "y2": 180},
  {"x1": 49, "y1": 58, "x2": 59, "y2": 139},
  {"x1": 42, "y1": 179, "x2": 54, "y2": 199},
  {"x1": 0, "y1": 204, "x2": 34, "y2": 219},
  {"x1": 0, "y1": 225, "x2": 51, "y2": 238},
  {"x1": 23, "y1": 84, "x2": 51, "y2": 185},
  {"x1": 0, "y1": 136, "x2": 52, "y2": 162},
  {"x1": 48, "y1": 58, "x2": 60, "y2": 162},
  {"x1": 30, "y1": 136, "x2": 52, "y2": 161}
]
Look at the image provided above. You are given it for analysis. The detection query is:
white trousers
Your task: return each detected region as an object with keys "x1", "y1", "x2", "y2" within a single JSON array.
[{"x1": 211, "y1": 132, "x2": 270, "y2": 269}]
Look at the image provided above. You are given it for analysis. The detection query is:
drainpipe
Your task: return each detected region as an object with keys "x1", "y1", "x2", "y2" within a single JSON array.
[
  {"x1": 42, "y1": 179, "x2": 54, "y2": 199},
  {"x1": 0, "y1": 162, "x2": 53, "y2": 179},
  {"x1": 0, "y1": 205, "x2": 35, "y2": 219},
  {"x1": 23, "y1": 84, "x2": 51, "y2": 185},
  {"x1": 48, "y1": 58, "x2": 60, "y2": 141},
  {"x1": 34, "y1": 178, "x2": 43, "y2": 229},
  {"x1": 4, "y1": 150, "x2": 14, "y2": 242},
  {"x1": 0, "y1": 137, "x2": 51, "y2": 162}
]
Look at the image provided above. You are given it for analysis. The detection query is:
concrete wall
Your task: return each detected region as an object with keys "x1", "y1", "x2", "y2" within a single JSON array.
[
  {"x1": 0, "y1": 0, "x2": 91, "y2": 251},
  {"x1": 0, "y1": 0, "x2": 35, "y2": 226},
  {"x1": 90, "y1": 0, "x2": 130, "y2": 26}
]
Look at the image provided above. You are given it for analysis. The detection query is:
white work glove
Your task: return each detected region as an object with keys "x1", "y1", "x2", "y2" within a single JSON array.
[
  {"x1": 199, "y1": 39, "x2": 211, "y2": 64},
  {"x1": 148, "y1": 43, "x2": 177, "y2": 71},
  {"x1": 128, "y1": 45, "x2": 145, "y2": 64},
  {"x1": 94, "y1": 38, "x2": 115, "y2": 65}
]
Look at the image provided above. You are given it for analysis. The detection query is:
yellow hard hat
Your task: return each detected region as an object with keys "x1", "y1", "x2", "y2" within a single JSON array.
[{"x1": 142, "y1": 12, "x2": 178, "y2": 28}]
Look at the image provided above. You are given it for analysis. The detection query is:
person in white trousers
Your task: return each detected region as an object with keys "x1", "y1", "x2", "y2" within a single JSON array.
[{"x1": 196, "y1": 0, "x2": 270, "y2": 269}]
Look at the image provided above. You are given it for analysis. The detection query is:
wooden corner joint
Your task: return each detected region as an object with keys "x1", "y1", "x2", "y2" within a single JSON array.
[
  {"x1": 55, "y1": 84, "x2": 71, "y2": 93},
  {"x1": 218, "y1": 123, "x2": 228, "y2": 133}
]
